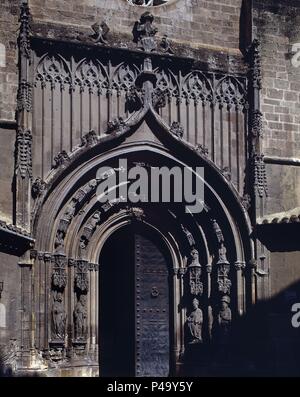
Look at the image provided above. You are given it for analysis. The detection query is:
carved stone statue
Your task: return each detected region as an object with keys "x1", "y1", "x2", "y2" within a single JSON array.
[
  {"x1": 190, "y1": 248, "x2": 200, "y2": 267},
  {"x1": 63, "y1": 198, "x2": 77, "y2": 221},
  {"x1": 51, "y1": 292, "x2": 66, "y2": 340},
  {"x1": 218, "y1": 295, "x2": 232, "y2": 341},
  {"x1": 217, "y1": 243, "x2": 229, "y2": 264},
  {"x1": 133, "y1": 12, "x2": 158, "y2": 52},
  {"x1": 74, "y1": 295, "x2": 87, "y2": 340},
  {"x1": 90, "y1": 21, "x2": 109, "y2": 44},
  {"x1": 187, "y1": 298, "x2": 203, "y2": 344},
  {"x1": 54, "y1": 230, "x2": 65, "y2": 254}
]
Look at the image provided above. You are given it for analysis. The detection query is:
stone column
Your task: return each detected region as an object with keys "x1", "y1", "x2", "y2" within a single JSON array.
[{"x1": 235, "y1": 261, "x2": 246, "y2": 316}]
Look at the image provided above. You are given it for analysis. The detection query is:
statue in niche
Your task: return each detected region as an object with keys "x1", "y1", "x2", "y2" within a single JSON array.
[
  {"x1": 54, "y1": 230, "x2": 65, "y2": 254},
  {"x1": 187, "y1": 298, "x2": 203, "y2": 344},
  {"x1": 190, "y1": 248, "x2": 200, "y2": 266},
  {"x1": 74, "y1": 295, "x2": 87, "y2": 340},
  {"x1": 217, "y1": 243, "x2": 229, "y2": 264},
  {"x1": 218, "y1": 295, "x2": 232, "y2": 342},
  {"x1": 51, "y1": 291, "x2": 66, "y2": 340}
]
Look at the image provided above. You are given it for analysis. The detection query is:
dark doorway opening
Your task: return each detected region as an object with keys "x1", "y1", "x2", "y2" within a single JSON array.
[
  {"x1": 99, "y1": 223, "x2": 172, "y2": 377},
  {"x1": 100, "y1": 226, "x2": 135, "y2": 376}
]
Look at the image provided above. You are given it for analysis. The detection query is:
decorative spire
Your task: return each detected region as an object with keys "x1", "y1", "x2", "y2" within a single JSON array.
[{"x1": 19, "y1": 1, "x2": 31, "y2": 59}]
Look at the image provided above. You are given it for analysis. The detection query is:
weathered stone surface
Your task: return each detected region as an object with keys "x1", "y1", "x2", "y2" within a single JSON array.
[{"x1": 0, "y1": 0, "x2": 299, "y2": 378}]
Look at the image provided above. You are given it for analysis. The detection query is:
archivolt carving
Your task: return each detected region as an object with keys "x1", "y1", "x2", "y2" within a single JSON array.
[{"x1": 35, "y1": 54, "x2": 71, "y2": 89}]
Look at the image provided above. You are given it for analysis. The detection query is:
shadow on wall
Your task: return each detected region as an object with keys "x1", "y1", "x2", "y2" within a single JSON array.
[{"x1": 181, "y1": 279, "x2": 300, "y2": 377}]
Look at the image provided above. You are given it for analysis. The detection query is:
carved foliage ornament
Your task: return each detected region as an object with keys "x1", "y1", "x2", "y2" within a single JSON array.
[
  {"x1": 107, "y1": 117, "x2": 127, "y2": 134},
  {"x1": 19, "y1": 2, "x2": 31, "y2": 59},
  {"x1": 75, "y1": 261, "x2": 89, "y2": 293},
  {"x1": 253, "y1": 154, "x2": 268, "y2": 197},
  {"x1": 16, "y1": 128, "x2": 32, "y2": 179},
  {"x1": 188, "y1": 249, "x2": 203, "y2": 296},
  {"x1": 32, "y1": 177, "x2": 47, "y2": 198},
  {"x1": 170, "y1": 121, "x2": 184, "y2": 138},
  {"x1": 52, "y1": 255, "x2": 67, "y2": 290},
  {"x1": 17, "y1": 79, "x2": 32, "y2": 112},
  {"x1": 54, "y1": 150, "x2": 70, "y2": 168},
  {"x1": 81, "y1": 130, "x2": 98, "y2": 147},
  {"x1": 250, "y1": 39, "x2": 262, "y2": 90}
]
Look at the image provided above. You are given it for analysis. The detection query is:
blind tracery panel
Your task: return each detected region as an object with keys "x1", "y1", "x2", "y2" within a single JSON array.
[{"x1": 32, "y1": 48, "x2": 248, "y2": 195}]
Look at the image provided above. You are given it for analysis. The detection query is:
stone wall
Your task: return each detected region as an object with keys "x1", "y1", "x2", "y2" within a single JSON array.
[
  {"x1": 253, "y1": 0, "x2": 300, "y2": 214},
  {"x1": 0, "y1": 252, "x2": 21, "y2": 375},
  {"x1": 29, "y1": 0, "x2": 243, "y2": 50}
]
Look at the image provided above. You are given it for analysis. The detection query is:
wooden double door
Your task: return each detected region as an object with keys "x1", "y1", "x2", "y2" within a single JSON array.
[{"x1": 100, "y1": 225, "x2": 172, "y2": 377}]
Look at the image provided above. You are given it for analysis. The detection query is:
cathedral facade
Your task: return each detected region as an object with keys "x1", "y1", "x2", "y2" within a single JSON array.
[{"x1": 0, "y1": 0, "x2": 300, "y2": 377}]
